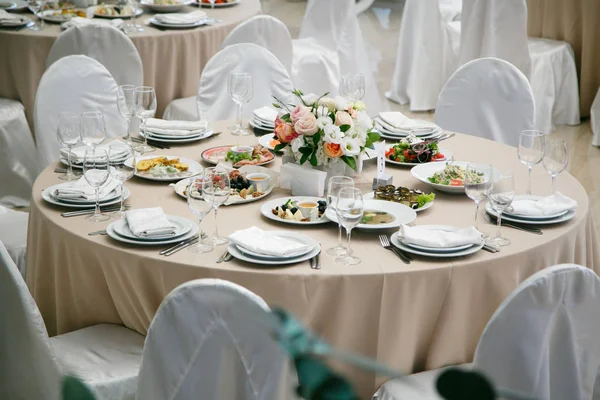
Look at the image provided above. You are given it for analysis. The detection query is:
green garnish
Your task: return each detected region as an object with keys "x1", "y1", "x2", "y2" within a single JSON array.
[
  {"x1": 416, "y1": 193, "x2": 435, "y2": 208},
  {"x1": 225, "y1": 150, "x2": 254, "y2": 164}
]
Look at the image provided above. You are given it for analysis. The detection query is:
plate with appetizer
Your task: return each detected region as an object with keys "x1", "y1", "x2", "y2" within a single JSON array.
[
  {"x1": 125, "y1": 155, "x2": 203, "y2": 182},
  {"x1": 141, "y1": 0, "x2": 194, "y2": 12},
  {"x1": 201, "y1": 145, "x2": 275, "y2": 168},
  {"x1": 411, "y1": 161, "x2": 500, "y2": 194},
  {"x1": 258, "y1": 134, "x2": 281, "y2": 152},
  {"x1": 325, "y1": 199, "x2": 417, "y2": 231},
  {"x1": 197, "y1": 0, "x2": 239, "y2": 7},
  {"x1": 365, "y1": 185, "x2": 435, "y2": 212},
  {"x1": 261, "y1": 197, "x2": 330, "y2": 225},
  {"x1": 92, "y1": 4, "x2": 142, "y2": 18},
  {"x1": 40, "y1": 8, "x2": 86, "y2": 22},
  {"x1": 385, "y1": 136, "x2": 451, "y2": 166}
]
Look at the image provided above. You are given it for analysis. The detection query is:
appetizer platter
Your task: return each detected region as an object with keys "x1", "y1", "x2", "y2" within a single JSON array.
[
  {"x1": 385, "y1": 136, "x2": 451, "y2": 166},
  {"x1": 201, "y1": 145, "x2": 275, "y2": 167},
  {"x1": 126, "y1": 155, "x2": 203, "y2": 182},
  {"x1": 260, "y1": 197, "x2": 331, "y2": 225},
  {"x1": 366, "y1": 185, "x2": 435, "y2": 212}
]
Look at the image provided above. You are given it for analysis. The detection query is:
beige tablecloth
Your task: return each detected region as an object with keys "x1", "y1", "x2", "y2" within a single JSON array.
[
  {"x1": 528, "y1": 0, "x2": 600, "y2": 116},
  {"x1": 0, "y1": 1, "x2": 261, "y2": 126},
  {"x1": 26, "y1": 122, "x2": 599, "y2": 398}
]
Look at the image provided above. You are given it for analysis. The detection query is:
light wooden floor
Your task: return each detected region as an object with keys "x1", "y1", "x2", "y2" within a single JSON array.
[{"x1": 266, "y1": 0, "x2": 600, "y2": 232}]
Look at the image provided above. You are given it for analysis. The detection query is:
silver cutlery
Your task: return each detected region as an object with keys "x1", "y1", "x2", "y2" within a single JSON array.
[
  {"x1": 159, "y1": 233, "x2": 206, "y2": 255},
  {"x1": 88, "y1": 230, "x2": 107, "y2": 236},
  {"x1": 223, "y1": 252, "x2": 234, "y2": 262},
  {"x1": 61, "y1": 205, "x2": 130, "y2": 217},
  {"x1": 314, "y1": 249, "x2": 321, "y2": 269},
  {"x1": 163, "y1": 237, "x2": 200, "y2": 256},
  {"x1": 483, "y1": 213, "x2": 543, "y2": 235},
  {"x1": 216, "y1": 249, "x2": 229, "y2": 263},
  {"x1": 482, "y1": 243, "x2": 499, "y2": 253},
  {"x1": 379, "y1": 234, "x2": 410, "y2": 264}
]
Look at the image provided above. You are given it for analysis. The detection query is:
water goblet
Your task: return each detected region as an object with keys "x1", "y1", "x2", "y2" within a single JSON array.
[
  {"x1": 80, "y1": 111, "x2": 106, "y2": 148},
  {"x1": 335, "y1": 187, "x2": 364, "y2": 265},
  {"x1": 124, "y1": 0, "x2": 144, "y2": 33},
  {"x1": 202, "y1": 167, "x2": 230, "y2": 245},
  {"x1": 464, "y1": 163, "x2": 493, "y2": 237},
  {"x1": 134, "y1": 86, "x2": 157, "y2": 154},
  {"x1": 487, "y1": 174, "x2": 515, "y2": 246},
  {"x1": 187, "y1": 177, "x2": 214, "y2": 254},
  {"x1": 339, "y1": 73, "x2": 365, "y2": 101},
  {"x1": 108, "y1": 144, "x2": 135, "y2": 219},
  {"x1": 27, "y1": 0, "x2": 45, "y2": 31},
  {"x1": 542, "y1": 140, "x2": 568, "y2": 194},
  {"x1": 83, "y1": 149, "x2": 110, "y2": 222},
  {"x1": 326, "y1": 176, "x2": 354, "y2": 256},
  {"x1": 518, "y1": 130, "x2": 545, "y2": 195},
  {"x1": 57, "y1": 112, "x2": 80, "y2": 181},
  {"x1": 117, "y1": 85, "x2": 136, "y2": 144},
  {"x1": 227, "y1": 72, "x2": 253, "y2": 136}
]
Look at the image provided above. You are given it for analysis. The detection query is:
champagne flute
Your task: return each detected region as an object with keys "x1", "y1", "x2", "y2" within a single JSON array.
[
  {"x1": 518, "y1": 130, "x2": 545, "y2": 195},
  {"x1": 80, "y1": 111, "x2": 106, "y2": 148},
  {"x1": 326, "y1": 176, "x2": 354, "y2": 256},
  {"x1": 542, "y1": 140, "x2": 568, "y2": 194},
  {"x1": 27, "y1": 0, "x2": 45, "y2": 31},
  {"x1": 464, "y1": 163, "x2": 492, "y2": 237},
  {"x1": 117, "y1": 85, "x2": 136, "y2": 144},
  {"x1": 83, "y1": 149, "x2": 110, "y2": 223},
  {"x1": 134, "y1": 86, "x2": 157, "y2": 154},
  {"x1": 187, "y1": 177, "x2": 214, "y2": 254},
  {"x1": 108, "y1": 144, "x2": 135, "y2": 219},
  {"x1": 202, "y1": 167, "x2": 230, "y2": 245},
  {"x1": 339, "y1": 73, "x2": 365, "y2": 101},
  {"x1": 487, "y1": 174, "x2": 515, "y2": 246},
  {"x1": 57, "y1": 112, "x2": 80, "y2": 181},
  {"x1": 335, "y1": 187, "x2": 364, "y2": 265},
  {"x1": 228, "y1": 72, "x2": 253, "y2": 136}
]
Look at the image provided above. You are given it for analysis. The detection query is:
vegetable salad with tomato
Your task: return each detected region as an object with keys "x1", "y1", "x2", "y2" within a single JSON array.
[{"x1": 385, "y1": 140, "x2": 444, "y2": 163}]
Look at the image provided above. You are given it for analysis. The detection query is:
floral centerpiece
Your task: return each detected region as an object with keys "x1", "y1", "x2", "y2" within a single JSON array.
[{"x1": 272, "y1": 90, "x2": 380, "y2": 172}]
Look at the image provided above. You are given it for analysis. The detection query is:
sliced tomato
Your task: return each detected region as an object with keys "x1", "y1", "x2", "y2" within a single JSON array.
[
  {"x1": 385, "y1": 148, "x2": 394, "y2": 158},
  {"x1": 450, "y1": 179, "x2": 463, "y2": 186},
  {"x1": 403, "y1": 150, "x2": 411, "y2": 159},
  {"x1": 434, "y1": 153, "x2": 445, "y2": 159}
]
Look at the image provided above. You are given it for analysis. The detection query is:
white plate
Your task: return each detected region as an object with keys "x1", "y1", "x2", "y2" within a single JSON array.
[
  {"x1": 325, "y1": 199, "x2": 417, "y2": 230},
  {"x1": 385, "y1": 144, "x2": 452, "y2": 167},
  {"x1": 51, "y1": 186, "x2": 123, "y2": 204},
  {"x1": 112, "y1": 214, "x2": 193, "y2": 241},
  {"x1": 261, "y1": 196, "x2": 330, "y2": 225},
  {"x1": 485, "y1": 201, "x2": 576, "y2": 225},
  {"x1": 249, "y1": 118, "x2": 274, "y2": 131},
  {"x1": 363, "y1": 191, "x2": 433, "y2": 213},
  {"x1": 234, "y1": 232, "x2": 315, "y2": 259},
  {"x1": 411, "y1": 161, "x2": 501, "y2": 195},
  {"x1": 0, "y1": 13, "x2": 30, "y2": 26},
  {"x1": 149, "y1": 16, "x2": 208, "y2": 28},
  {"x1": 390, "y1": 227, "x2": 485, "y2": 258},
  {"x1": 374, "y1": 117, "x2": 441, "y2": 137},
  {"x1": 141, "y1": 130, "x2": 213, "y2": 144},
  {"x1": 125, "y1": 155, "x2": 203, "y2": 182},
  {"x1": 3, "y1": 0, "x2": 27, "y2": 11},
  {"x1": 257, "y1": 134, "x2": 280, "y2": 151},
  {"x1": 227, "y1": 231, "x2": 320, "y2": 266},
  {"x1": 198, "y1": 0, "x2": 239, "y2": 7},
  {"x1": 144, "y1": 129, "x2": 211, "y2": 140},
  {"x1": 90, "y1": 5, "x2": 143, "y2": 18},
  {"x1": 499, "y1": 195, "x2": 571, "y2": 221},
  {"x1": 141, "y1": 0, "x2": 193, "y2": 12},
  {"x1": 173, "y1": 175, "x2": 274, "y2": 205},
  {"x1": 106, "y1": 218, "x2": 199, "y2": 246},
  {"x1": 39, "y1": 9, "x2": 78, "y2": 22},
  {"x1": 398, "y1": 226, "x2": 474, "y2": 253},
  {"x1": 42, "y1": 186, "x2": 130, "y2": 208}
]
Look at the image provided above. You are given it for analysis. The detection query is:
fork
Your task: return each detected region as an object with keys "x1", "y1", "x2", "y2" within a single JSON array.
[
  {"x1": 379, "y1": 235, "x2": 410, "y2": 264},
  {"x1": 483, "y1": 213, "x2": 542, "y2": 234}
]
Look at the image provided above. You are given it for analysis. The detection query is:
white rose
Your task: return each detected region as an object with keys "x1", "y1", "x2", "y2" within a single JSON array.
[
  {"x1": 318, "y1": 96, "x2": 336, "y2": 110},
  {"x1": 291, "y1": 136, "x2": 304, "y2": 153},
  {"x1": 356, "y1": 111, "x2": 372, "y2": 131},
  {"x1": 341, "y1": 138, "x2": 362, "y2": 156},
  {"x1": 317, "y1": 116, "x2": 333, "y2": 129},
  {"x1": 323, "y1": 124, "x2": 342, "y2": 144}
]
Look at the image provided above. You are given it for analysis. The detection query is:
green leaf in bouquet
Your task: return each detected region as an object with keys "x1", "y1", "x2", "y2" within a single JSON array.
[
  {"x1": 339, "y1": 124, "x2": 351, "y2": 133},
  {"x1": 272, "y1": 103, "x2": 281, "y2": 109},
  {"x1": 310, "y1": 152, "x2": 318, "y2": 166},
  {"x1": 62, "y1": 376, "x2": 96, "y2": 400},
  {"x1": 281, "y1": 113, "x2": 291, "y2": 123},
  {"x1": 341, "y1": 156, "x2": 357, "y2": 171},
  {"x1": 299, "y1": 146, "x2": 313, "y2": 155},
  {"x1": 274, "y1": 143, "x2": 288, "y2": 152},
  {"x1": 329, "y1": 112, "x2": 336, "y2": 121},
  {"x1": 366, "y1": 131, "x2": 381, "y2": 146},
  {"x1": 312, "y1": 131, "x2": 322, "y2": 146},
  {"x1": 300, "y1": 152, "x2": 310, "y2": 165}
]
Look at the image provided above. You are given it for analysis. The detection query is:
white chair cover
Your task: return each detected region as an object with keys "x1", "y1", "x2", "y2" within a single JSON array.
[
  {"x1": 592, "y1": 88, "x2": 600, "y2": 147},
  {"x1": 46, "y1": 25, "x2": 143, "y2": 87},
  {"x1": 474, "y1": 264, "x2": 600, "y2": 399},
  {"x1": 0, "y1": 206, "x2": 28, "y2": 278},
  {"x1": 385, "y1": 0, "x2": 461, "y2": 111},
  {"x1": 0, "y1": 98, "x2": 39, "y2": 207},
  {"x1": 136, "y1": 278, "x2": 297, "y2": 400},
  {"x1": 435, "y1": 57, "x2": 535, "y2": 147},
  {"x1": 439, "y1": 0, "x2": 463, "y2": 22},
  {"x1": 163, "y1": 43, "x2": 293, "y2": 121},
  {"x1": 34, "y1": 55, "x2": 126, "y2": 168},
  {"x1": 221, "y1": 15, "x2": 293, "y2": 74}
]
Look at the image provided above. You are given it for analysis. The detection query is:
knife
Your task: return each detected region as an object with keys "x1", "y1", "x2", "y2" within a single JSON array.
[
  {"x1": 160, "y1": 235, "x2": 199, "y2": 255},
  {"x1": 164, "y1": 238, "x2": 199, "y2": 256},
  {"x1": 61, "y1": 206, "x2": 125, "y2": 217}
]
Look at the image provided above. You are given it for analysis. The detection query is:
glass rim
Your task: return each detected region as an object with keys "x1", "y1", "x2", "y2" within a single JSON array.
[
  {"x1": 134, "y1": 86, "x2": 155, "y2": 93},
  {"x1": 229, "y1": 71, "x2": 251, "y2": 77},
  {"x1": 337, "y1": 186, "x2": 362, "y2": 196},
  {"x1": 520, "y1": 130, "x2": 544, "y2": 136},
  {"x1": 81, "y1": 111, "x2": 103, "y2": 117}
]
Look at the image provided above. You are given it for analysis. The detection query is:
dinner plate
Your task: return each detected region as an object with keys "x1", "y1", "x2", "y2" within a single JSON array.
[
  {"x1": 0, "y1": 1, "x2": 16, "y2": 9},
  {"x1": 112, "y1": 214, "x2": 193, "y2": 241},
  {"x1": 260, "y1": 196, "x2": 330, "y2": 225},
  {"x1": 148, "y1": 17, "x2": 208, "y2": 28},
  {"x1": 198, "y1": 0, "x2": 240, "y2": 7},
  {"x1": 106, "y1": 219, "x2": 199, "y2": 246},
  {"x1": 385, "y1": 145, "x2": 452, "y2": 167},
  {"x1": 143, "y1": 129, "x2": 211, "y2": 139},
  {"x1": 173, "y1": 175, "x2": 274, "y2": 205},
  {"x1": 499, "y1": 195, "x2": 571, "y2": 221},
  {"x1": 141, "y1": 0, "x2": 194, "y2": 12},
  {"x1": 41, "y1": 186, "x2": 130, "y2": 208},
  {"x1": 363, "y1": 191, "x2": 434, "y2": 213},
  {"x1": 399, "y1": 226, "x2": 474, "y2": 253},
  {"x1": 374, "y1": 117, "x2": 441, "y2": 137},
  {"x1": 51, "y1": 186, "x2": 123, "y2": 204},
  {"x1": 258, "y1": 134, "x2": 280, "y2": 151},
  {"x1": 91, "y1": 5, "x2": 143, "y2": 18},
  {"x1": 5, "y1": 0, "x2": 26, "y2": 10},
  {"x1": 249, "y1": 119, "x2": 274, "y2": 131},
  {"x1": 60, "y1": 157, "x2": 128, "y2": 170},
  {"x1": 39, "y1": 9, "x2": 80, "y2": 22},
  {"x1": 325, "y1": 199, "x2": 417, "y2": 230},
  {"x1": 125, "y1": 155, "x2": 203, "y2": 182},
  {"x1": 201, "y1": 145, "x2": 275, "y2": 167},
  {"x1": 485, "y1": 201, "x2": 576, "y2": 225},
  {"x1": 227, "y1": 231, "x2": 320, "y2": 266},
  {"x1": 234, "y1": 232, "x2": 315, "y2": 260},
  {"x1": 141, "y1": 130, "x2": 213, "y2": 144},
  {"x1": 0, "y1": 13, "x2": 30, "y2": 26},
  {"x1": 253, "y1": 115, "x2": 275, "y2": 126},
  {"x1": 390, "y1": 228, "x2": 485, "y2": 258},
  {"x1": 378, "y1": 131, "x2": 444, "y2": 141}
]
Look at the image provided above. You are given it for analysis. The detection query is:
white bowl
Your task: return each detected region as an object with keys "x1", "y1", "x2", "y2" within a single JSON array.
[
  {"x1": 410, "y1": 161, "x2": 500, "y2": 194},
  {"x1": 140, "y1": 0, "x2": 194, "y2": 12}
]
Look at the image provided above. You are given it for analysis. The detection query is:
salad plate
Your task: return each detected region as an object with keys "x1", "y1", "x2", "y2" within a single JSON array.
[
  {"x1": 261, "y1": 197, "x2": 330, "y2": 225},
  {"x1": 325, "y1": 199, "x2": 417, "y2": 231},
  {"x1": 374, "y1": 117, "x2": 441, "y2": 137},
  {"x1": 390, "y1": 228, "x2": 484, "y2": 258},
  {"x1": 39, "y1": 8, "x2": 85, "y2": 22},
  {"x1": 197, "y1": 0, "x2": 239, "y2": 7},
  {"x1": 148, "y1": 17, "x2": 208, "y2": 28},
  {"x1": 125, "y1": 155, "x2": 203, "y2": 182},
  {"x1": 42, "y1": 186, "x2": 130, "y2": 208},
  {"x1": 364, "y1": 189, "x2": 434, "y2": 213},
  {"x1": 385, "y1": 142, "x2": 452, "y2": 167},
  {"x1": 411, "y1": 161, "x2": 500, "y2": 194},
  {"x1": 112, "y1": 215, "x2": 193, "y2": 241},
  {"x1": 106, "y1": 218, "x2": 199, "y2": 246},
  {"x1": 201, "y1": 145, "x2": 275, "y2": 168}
]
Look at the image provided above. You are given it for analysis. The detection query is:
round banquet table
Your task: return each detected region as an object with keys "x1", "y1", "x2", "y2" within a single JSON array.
[
  {"x1": 0, "y1": 1, "x2": 261, "y2": 125},
  {"x1": 26, "y1": 122, "x2": 599, "y2": 398}
]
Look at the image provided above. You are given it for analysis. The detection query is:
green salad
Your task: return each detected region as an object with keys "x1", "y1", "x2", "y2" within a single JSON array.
[
  {"x1": 225, "y1": 150, "x2": 255, "y2": 165},
  {"x1": 428, "y1": 164, "x2": 483, "y2": 186}
]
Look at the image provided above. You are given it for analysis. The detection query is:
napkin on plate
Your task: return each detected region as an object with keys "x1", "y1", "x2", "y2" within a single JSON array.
[
  {"x1": 378, "y1": 112, "x2": 437, "y2": 132},
  {"x1": 52, "y1": 176, "x2": 120, "y2": 201},
  {"x1": 400, "y1": 225, "x2": 482, "y2": 248},
  {"x1": 62, "y1": 141, "x2": 130, "y2": 163},
  {"x1": 61, "y1": 16, "x2": 124, "y2": 30},
  {"x1": 229, "y1": 226, "x2": 314, "y2": 257},
  {"x1": 154, "y1": 10, "x2": 207, "y2": 24},
  {"x1": 508, "y1": 193, "x2": 578, "y2": 217},
  {"x1": 0, "y1": 10, "x2": 24, "y2": 24},
  {"x1": 253, "y1": 107, "x2": 278, "y2": 125},
  {"x1": 144, "y1": 118, "x2": 207, "y2": 136},
  {"x1": 126, "y1": 207, "x2": 177, "y2": 238},
  {"x1": 279, "y1": 162, "x2": 327, "y2": 197}
]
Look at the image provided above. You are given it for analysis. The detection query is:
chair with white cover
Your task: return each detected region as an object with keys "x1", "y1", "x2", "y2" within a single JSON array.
[
  {"x1": 435, "y1": 57, "x2": 535, "y2": 147},
  {"x1": 136, "y1": 278, "x2": 297, "y2": 400},
  {"x1": 0, "y1": 206, "x2": 28, "y2": 278},
  {"x1": 591, "y1": 88, "x2": 600, "y2": 147},
  {"x1": 163, "y1": 43, "x2": 293, "y2": 121},
  {"x1": 34, "y1": 55, "x2": 126, "y2": 169},
  {"x1": 386, "y1": 0, "x2": 461, "y2": 111},
  {"x1": 374, "y1": 264, "x2": 600, "y2": 399},
  {"x1": 220, "y1": 15, "x2": 293, "y2": 74},
  {"x1": 458, "y1": 0, "x2": 579, "y2": 134},
  {"x1": 46, "y1": 25, "x2": 143, "y2": 87},
  {"x1": 0, "y1": 240, "x2": 144, "y2": 400}
]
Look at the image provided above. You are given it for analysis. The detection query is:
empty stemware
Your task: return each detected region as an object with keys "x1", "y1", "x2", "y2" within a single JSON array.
[
  {"x1": 187, "y1": 177, "x2": 214, "y2": 254},
  {"x1": 339, "y1": 73, "x2": 365, "y2": 101},
  {"x1": 134, "y1": 86, "x2": 157, "y2": 154},
  {"x1": 518, "y1": 130, "x2": 545, "y2": 195},
  {"x1": 83, "y1": 149, "x2": 110, "y2": 223},
  {"x1": 124, "y1": 0, "x2": 144, "y2": 33},
  {"x1": 27, "y1": 0, "x2": 45, "y2": 31},
  {"x1": 117, "y1": 85, "x2": 137, "y2": 144},
  {"x1": 80, "y1": 111, "x2": 106, "y2": 148},
  {"x1": 326, "y1": 176, "x2": 354, "y2": 256},
  {"x1": 108, "y1": 144, "x2": 135, "y2": 219},
  {"x1": 57, "y1": 112, "x2": 80, "y2": 181},
  {"x1": 464, "y1": 163, "x2": 493, "y2": 237},
  {"x1": 335, "y1": 187, "x2": 364, "y2": 265},
  {"x1": 487, "y1": 174, "x2": 515, "y2": 246},
  {"x1": 542, "y1": 140, "x2": 568, "y2": 194},
  {"x1": 227, "y1": 72, "x2": 253, "y2": 136},
  {"x1": 202, "y1": 167, "x2": 230, "y2": 245}
]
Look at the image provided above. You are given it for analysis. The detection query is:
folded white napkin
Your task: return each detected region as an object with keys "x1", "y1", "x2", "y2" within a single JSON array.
[
  {"x1": 0, "y1": 10, "x2": 23, "y2": 23},
  {"x1": 52, "y1": 176, "x2": 120, "y2": 201},
  {"x1": 154, "y1": 10, "x2": 206, "y2": 24},
  {"x1": 400, "y1": 225, "x2": 482, "y2": 248},
  {"x1": 253, "y1": 107, "x2": 278, "y2": 124},
  {"x1": 62, "y1": 16, "x2": 124, "y2": 30},
  {"x1": 144, "y1": 118, "x2": 207, "y2": 136},
  {"x1": 508, "y1": 193, "x2": 578, "y2": 217},
  {"x1": 279, "y1": 162, "x2": 327, "y2": 197},
  {"x1": 378, "y1": 112, "x2": 437, "y2": 132},
  {"x1": 126, "y1": 207, "x2": 176, "y2": 237},
  {"x1": 229, "y1": 226, "x2": 313, "y2": 257}
]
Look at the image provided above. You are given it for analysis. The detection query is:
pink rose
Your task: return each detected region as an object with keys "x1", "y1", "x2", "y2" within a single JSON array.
[
  {"x1": 294, "y1": 113, "x2": 319, "y2": 136},
  {"x1": 274, "y1": 122, "x2": 298, "y2": 143},
  {"x1": 346, "y1": 107, "x2": 358, "y2": 119},
  {"x1": 274, "y1": 115, "x2": 283, "y2": 128},
  {"x1": 334, "y1": 111, "x2": 353, "y2": 127},
  {"x1": 290, "y1": 105, "x2": 311, "y2": 123}
]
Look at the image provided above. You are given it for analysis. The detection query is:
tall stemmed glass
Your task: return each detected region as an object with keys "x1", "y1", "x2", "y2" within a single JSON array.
[
  {"x1": 542, "y1": 140, "x2": 568, "y2": 194},
  {"x1": 83, "y1": 149, "x2": 110, "y2": 223},
  {"x1": 187, "y1": 177, "x2": 214, "y2": 254},
  {"x1": 124, "y1": 0, "x2": 143, "y2": 34},
  {"x1": 326, "y1": 176, "x2": 354, "y2": 256},
  {"x1": 117, "y1": 85, "x2": 136, "y2": 144},
  {"x1": 487, "y1": 174, "x2": 515, "y2": 246},
  {"x1": 518, "y1": 130, "x2": 545, "y2": 195},
  {"x1": 464, "y1": 163, "x2": 492, "y2": 237},
  {"x1": 202, "y1": 167, "x2": 230, "y2": 245},
  {"x1": 27, "y1": 0, "x2": 45, "y2": 31},
  {"x1": 335, "y1": 187, "x2": 364, "y2": 265},
  {"x1": 228, "y1": 72, "x2": 253, "y2": 136},
  {"x1": 339, "y1": 73, "x2": 365, "y2": 101},
  {"x1": 108, "y1": 144, "x2": 135, "y2": 219},
  {"x1": 208, "y1": 0, "x2": 216, "y2": 8},
  {"x1": 80, "y1": 111, "x2": 106, "y2": 148},
  {"x1": 57, "y1": 112, "x2": 80, "y2": 181},
  {"x1": 134, "y1": 86, "x2": 157, "y2": 154}
]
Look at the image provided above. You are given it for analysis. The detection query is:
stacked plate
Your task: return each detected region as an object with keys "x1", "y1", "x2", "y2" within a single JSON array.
[
  {"x1": 486, "y1": 195, "x2": 576, "y2": 225},
  {"x1": 60, "y1": 143, "x2": 130, "y2": 169},
  {"x1": 141, "y1": 128, "x2": 213, "y2": 144},
  {"x1": 0, "y1": 11, "x2": 31, "y2": 28},
  {"x1": 390, "y1": 225, "x2": 485, "y2": 258},
  {"x1": 106, "y1": 215, "x2": 199, "y2": 246},
  {"x1": 228, "y1": 231, "x2": 321, "y2": 266},
  {"x1": 42, "y1": 183, "x2": 130, "y2": 209},
  {"x1": 149, "y1": 10, "x2": 208, "y2": 28},
  {"x1": 249, "y1": 107, "x2": 277, "y2": 132},
  {"x1": 374, "y1": 112, "x2": 443, "y2": 141}
]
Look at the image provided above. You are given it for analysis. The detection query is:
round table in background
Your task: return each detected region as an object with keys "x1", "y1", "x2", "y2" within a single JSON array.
[{"x1": 26, "y1": 122, "x2": 599, "y2": 398}]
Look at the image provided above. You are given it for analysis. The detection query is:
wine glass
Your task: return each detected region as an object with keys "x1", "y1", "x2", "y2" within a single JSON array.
[
  {"x1": 83, "y1": 149, "x2": 110, "y2": 223},
  {"x1": 27, "y1": 0, "x2": 45, "y2": 31},
  {"x1": 465, "y1": 164, "x2": 493, "y2": 237},
  {"x1": 487, "y1": 174, "x2": 515, "y2": 246},
  {"x1": 202, "y1": 167, "x2": 230, "y2": 245},
  {"x1": 117, "y1": 85, "x2": 136, "y2": 144},
  {"x1": 518, "y1": 130, "x2": 545, "y2": 195},
  {"x1": 335, "y1": 187, "x2": 364, "y2": 265},
  {"x1": 187, "y1": 177, "x2": 214, "y2": 254},
  {"x1": 57, "y1": 112, "x2": 80, "y2": 181},
  {"x1": 134, "y1": 86, "x2": 157, "y2": 154},
  {"x1": 339, "y1": 73, "x2": 365, "y2": 101},
  {"x1": 208, "y1": 0, "x2": 215, "y2": 8},
  {"x1": 326, "y1": 176, "x2": 354, "y2": 256},
  {"x1": 542, "y1": 140, "x2": 568, "y2": 194},
  {"x1": 80, "y1": 111, "x2": 106, "y2": 148},
  {"x1": 108, "y1": 144, "x2": 135, "y2": 219},
  {"x1": 227, "y1": 72, "x2": 253, "y2": 136},
  {"x1": 124, "y1": 0, "x2": 144, "y2": 34}
]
